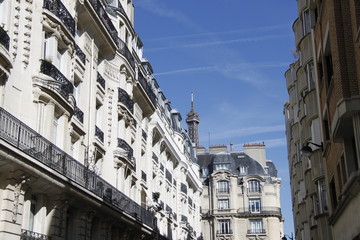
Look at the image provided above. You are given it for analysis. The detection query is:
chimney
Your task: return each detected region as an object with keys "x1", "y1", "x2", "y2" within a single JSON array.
[
  {"x1": 209, "y1": 145, "x2": 227, "y2": 154},
  {"x1": 243, "y1": 143, "x2": 266, "y2": 167}
]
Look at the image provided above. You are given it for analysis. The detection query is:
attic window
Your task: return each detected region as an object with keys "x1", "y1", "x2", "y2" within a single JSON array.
[
  {"x1": 214, "y1": 164, "x2": 230, "y2": 171},
  {"x1": 239, "y1": 165, "x2": 248, "y2": 175}
]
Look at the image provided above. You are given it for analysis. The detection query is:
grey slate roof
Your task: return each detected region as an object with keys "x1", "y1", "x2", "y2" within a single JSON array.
[{"x1": 197, "y1": 151, "x2": 278, "y2": 178}]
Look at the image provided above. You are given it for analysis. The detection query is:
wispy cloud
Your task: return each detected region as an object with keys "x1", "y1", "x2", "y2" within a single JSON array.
[
  {"x1": 136, "y1": 0, "x2": 196, "y2": 29},
  {"x1": 202, "y1": 125, "x2": 285, "y2": 142},
  {"x1": 146, "y1": 34, "x2": 292, "y2": 52},
  {"x1": 146, "y1": 24, "x2": 290, "y2": 42}
]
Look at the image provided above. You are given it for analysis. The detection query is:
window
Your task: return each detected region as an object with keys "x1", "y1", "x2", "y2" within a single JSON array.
[
  {"x1": 214, "y1": 164, "x2": 230, "y2": 171},
  {"x1": 248, "y1": 180, "x2": 261, "y2": 193},
  {"x1": 217, "y1": 181, "x2": 229, "y2": 194},
  {"x1": 302, "y1": 9, "x2": 311, "y2": 35},
  {"x1": 314, "y1": 178, "x2": 327, "y2": 216},
  {"x1": 249, "y1": 198, "x2": 261, "y2": 213},
  {"x1": 239, "y1": 165, "x2": 248, "y2": 175},
  {"x1": 248, "y1": 219, "x2": 264, "y2": 234},
  {"x1": 218, "y1": 199, "x2": 229, "y2": 210},
  {"x1": 218, "y1": 219, "x2": 231, "y2": 234},
  {"x1": 202, "y1": 168, "x2": 209, "y2": 177},
  {"x1": 306, "y1": 62, "x2": 315, "y2": 90},
  {"x1": 329, "y1": 177, "x2": 337, "y2": 210}
]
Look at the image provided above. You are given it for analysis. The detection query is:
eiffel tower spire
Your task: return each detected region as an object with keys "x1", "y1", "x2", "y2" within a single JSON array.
[{"x1": 186, "y1": 92, "x2": 200, "y2": 146}]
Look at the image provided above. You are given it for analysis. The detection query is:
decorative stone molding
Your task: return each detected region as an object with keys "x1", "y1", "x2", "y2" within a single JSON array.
[
  {"x1": 107, "y1": 88, "x2": 114, "y2": 146},
  {"x1": 42, "y1": 15, "x2": 74, "y2": 52},
  {"x1": 12, "y1": 175, "x2": 31, "y2": 222}
]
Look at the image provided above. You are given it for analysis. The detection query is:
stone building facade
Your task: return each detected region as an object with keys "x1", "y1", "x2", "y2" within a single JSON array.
[
  {"x1": 285, "y1": 0, "x2": 360, "y2": 239},
  {"x1": 0, "y1": 0, "x2": 202, "y2": 239},
  {"x1": 197, "y1": 144, "x2": 284, "y2": 240}
]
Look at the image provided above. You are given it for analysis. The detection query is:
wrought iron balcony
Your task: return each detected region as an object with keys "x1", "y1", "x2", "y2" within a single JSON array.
[
  {"x1": 118, "y1": 38, "x2": 135, "y2": 69},
  {"x1": 40, "y1": 60, "x2": 74, "y2": 100},
  {"x1": 75, "y1": 44, "x2": 86, "y2": 65},
  {"x1": 43, "y1": 0, "x2": 75, "y2": 36},
  {"x1": 88, "y1": 0, "x2": 118, "y2": 44},
  {"x1": 247, "y1": 229, "x2": 266, "y2": 235},
  {"x1": 160, "y1": 163, "x2": 164, "y2": 172},
  {"x1": 142, "y1": 129, "x2": 147, "y2": 140},
  {"x1": 181, "y1": 215, "x2": 188, "y2": 222},
  {"x1": 188, "y1": 197, "x2": 193, "y2": 207},
  {"x1": 95, "y1": 125, "x2": 104, "y2": 143},
  {"x1": 181, "y1": 183, "x2": 188, "y2": 194},
  {"x1": 0, "y1": 26, "x2": 9, "y2": 50},
  {"x1": 74, "y1": 106, "x2": 84, "y2": 123},
  {"x1": 21, "y1": 229, "x2": 50, "y2": 240},
  {"x1": 117, "y1": 138, "x2": 133, "y2": 160},
  {"x1": 138, "y1": 76, "x2": 157, "y2": 106},
  {"x1": 97, "y1": 72, "x2": 105, "y2": 89},
  {"x1": 237, "y1": 207, "x2": 282, "y2": 216},
  {"x1": 0, "y1": 107, "x2": 156, "y2": 229},
  {"x1": 216, "y1": 230, "x2": 233, "y2": 235},
  {"x1": 118, "y1": 88, "x2": 133, "y2": 112}
]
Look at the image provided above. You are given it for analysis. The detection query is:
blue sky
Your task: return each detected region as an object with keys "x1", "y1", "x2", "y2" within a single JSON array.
[{"x1": 133, "y1": 0, "x2": 298, "y2": 235}]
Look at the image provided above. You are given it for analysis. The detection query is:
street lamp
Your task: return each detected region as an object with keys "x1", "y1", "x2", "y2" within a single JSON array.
[
  {"x1": 301, "y1": 141, "x2": 323, "y2": 154},
  {"x1": 282, "y1": 233, "x2": 294, "y2": 240}
]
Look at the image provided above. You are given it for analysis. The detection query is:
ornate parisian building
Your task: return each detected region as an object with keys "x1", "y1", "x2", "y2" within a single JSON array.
[
  {"x1": 197, "y1": 143, "x2": 284, "y2": 240},
  {"x1": 0, "y1": 1, "x2": 202, "y2": 240},
  {"x1": 285, "y1": 0, "x2": 360, "y2": 239}
]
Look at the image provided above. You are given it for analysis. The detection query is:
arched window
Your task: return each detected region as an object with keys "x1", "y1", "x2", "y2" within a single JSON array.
[
  {"x1": 217, "y1": 180, "x2": 229, "y2": 194},
  {"x1": 248, "y1": 179, "x2": 261, "y2": 193}
]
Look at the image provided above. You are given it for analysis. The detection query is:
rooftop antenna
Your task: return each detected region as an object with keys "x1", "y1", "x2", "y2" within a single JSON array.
[
  {"x1": 191, "y1": 92, "x2": 194, "y2": 110},
  {"x1": 230, "y1": 142, "x2": 234, "y2": 152}
]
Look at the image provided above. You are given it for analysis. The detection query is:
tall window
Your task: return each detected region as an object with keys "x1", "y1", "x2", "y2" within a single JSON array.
[
  {"x1": 218, "y1": 219, "x2": 231, "y2": 234},
  {"x1": 217, "y1": 181, "x2": 229, "y2": 194},
  {"x1": 218, "y1": 199, "x2": 229, "y2": 210},
  {"x1": 249, "y1": 219, "x2": 264, "y2": 234},
  {"x1": 306, "y1": 62, "x2": 315, "y2": 90},
  {"x1": 314, "y1": 178, "x2": 327, "y2": 216},
  {"x1": 302, "y1": 9, "x2": 311, "y2": 35},
  {"x1": 249, "y1": 198, "x2": 261, "y2": 213},
  {"x1": 248, "y1": 180, "x2": 261, "y2": 193}
]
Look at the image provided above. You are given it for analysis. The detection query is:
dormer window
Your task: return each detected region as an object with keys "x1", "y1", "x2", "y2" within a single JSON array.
[
  {"x1": 239, "y1": 165, "x2": 248, "y2": 175},
  {"x1": 214, "y1": 164, "x2": 230, "y2": 171}
]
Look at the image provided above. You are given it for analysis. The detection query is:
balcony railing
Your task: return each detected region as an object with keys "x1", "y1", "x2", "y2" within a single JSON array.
[
  {"x1": 0, "y1": 107, "x2": 156, "y2": 229},
  {"x1": 142, "y1": 129, "x2": 147, "y2": 140},
  {"x1": 216, "y1": 230, "x2": 233, "y2": 235},
  {"x1": 0, "y1": 26, "x2": 10, "y2": 50},
  {"x1": 117, "y1": 138, "x2": 133, "y2": 160},
  {"x1": 118, "y1": 38, "x2": 135, "y2": 69},
  {"x1": 216, "y1": 188, "x2": 230, "y2": 194},
  {"x1": 40, "y1": 60, "x2": 74, "y2": 100},
  {"x1": 188, "y1": 197, "x2": 193, "y2": 207},
  {"x1": 118, "y1": 88, "x2": 133, "y2": 112},
  {"x1": 43, "y1": 0, "x2": 75, "y2": 36},
  {"x1": 95, "y1": 125, "x2": 104, "y2": 143},
  {"x1": 21, "y1": 229, "x2": 50, "y2": 240},
  {"x1": 247, "y1": 229, "x2": 266, "y2": 235},
  {"x1": 181, "y1": 215, "x2": 188, "y2": 222},
  {"x1": 237, "y1": 207, "x2": 281, "y2": 216},
  {"x1": 97, "y1": 72, "x2": 105, "y2": 89},
  {"x1": 138, "y1": 76, "x2": 157, "y2": 106},
  {"x1": 75, "y1": 44, "x2": 86, "y2": 65},
  {"x1": 88, "y1": 0, "x2": 118, "y2": 44},
  {"x1": 74, "y1": 106, "x2": 84, "y2": 123}
]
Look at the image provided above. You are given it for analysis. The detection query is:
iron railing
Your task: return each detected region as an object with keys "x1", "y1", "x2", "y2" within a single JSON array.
[
  {"x1": 118, "y1": 38, "x2": 135, "y2": 69},
  {"x1": 216, "y1": 188, "x2": 230, "y2": 194},
  {"x1": 0, "y1": 26, "x2": 9, "y2": 50},
  {"x1": 237, "y1": 207, "x2": 281, "y2": 216},
  {"x1": 21, "y1": 229, "x2": 50, "y2": 240},
  {"x1": 118, "y1": 88, "x2": 133, "y2": 112},
  {"x1": 74, "y1": 106, "x2": 84, "y2": 123},
  {"x1": 188, "y1": 197, "x2": 193, "y2": 207},
  {"x1": 181, "y1": 215, "x2": 188, "y2": 222},
  {"x1": 117, "y1": 138, "x2": 133, "y2": 160},
  {"x1": 97, "y1": 72, "x2": 105, "y2": 89},
  {"x1": 43, "y1": 0, "x2": 75, "y2": 36},
  {"x1": 40, "y1": 60, "x2": 74, "y2": 100},
  {"x1": 88, "y1": 0, "x2": 118, "y2": 44},
  {"x1": 95, "y1": 125, "x2": 104, "y2": 143},
  {"x1": 0, "y1": 107, "x2": 156, "y2": 228},
  {"x1": 216, "y1": 230, "x2": 233, "y2": 235},
  {"x1": 160, "y1": 163, "x2": 164, "y2": 172},
  {"x1": 138, "y1": 76, "x2": 157, "y2": 106},
  {"x1": 75, "y1": 44, "x2": 86, "y2": 65},
  {"x1": 247, "y1": 229, "x2": 266, "y2": 234}
]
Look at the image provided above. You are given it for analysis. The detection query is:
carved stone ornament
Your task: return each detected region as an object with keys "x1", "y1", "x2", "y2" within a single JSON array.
[{"x1": 12, "y1": 175, "x2": 31, "y2": 222}]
